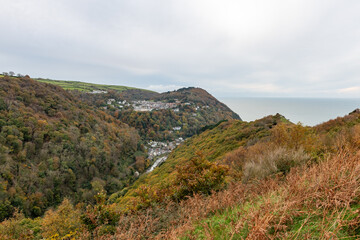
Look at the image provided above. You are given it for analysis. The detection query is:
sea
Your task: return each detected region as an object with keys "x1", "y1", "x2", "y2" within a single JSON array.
[{"x1": 219, "y1": 98, "x2": 360, "y2": 126}]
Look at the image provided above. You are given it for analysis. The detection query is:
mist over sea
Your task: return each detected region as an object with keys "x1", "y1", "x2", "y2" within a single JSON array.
[{"x1": 220, "y1": 98, "x2": 360, "y2": 126}]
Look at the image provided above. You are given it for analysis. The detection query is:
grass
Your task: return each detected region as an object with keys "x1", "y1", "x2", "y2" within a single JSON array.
[
  {"x1": 188, "y1": 205, "x2": 360, "y2": 239},
  {"x1": 184, "y1": 198, "x2": 264, "y2": 240}
]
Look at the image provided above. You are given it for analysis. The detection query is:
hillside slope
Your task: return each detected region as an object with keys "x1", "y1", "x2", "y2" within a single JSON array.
[
  {"x1": 110, "y1": 110, "x2": 360, "y2": 239},
  {"x1": 115, "y1": 114, "x2": 287, "y2": 207},
  {"x1": 171, "y1": 111, "x2": 360, "y2": 239},
  {"x1": 0, "y1": 76, "x2": 145, "y2": 220}
]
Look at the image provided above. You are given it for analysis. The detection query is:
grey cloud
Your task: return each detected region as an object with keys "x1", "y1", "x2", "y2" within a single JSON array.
[{"x1": 1, "y1": 0, "x2": 360, "y2": 97}]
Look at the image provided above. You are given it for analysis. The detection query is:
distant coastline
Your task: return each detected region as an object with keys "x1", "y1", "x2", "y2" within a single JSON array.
[{"x1": 220, "y1": 97, "x2": 360, "y2": 126}]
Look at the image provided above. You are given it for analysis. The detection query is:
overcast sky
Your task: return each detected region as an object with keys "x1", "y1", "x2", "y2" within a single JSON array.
[{"x1": 1, "y1": 0, "x2": 360, "y2": 98}]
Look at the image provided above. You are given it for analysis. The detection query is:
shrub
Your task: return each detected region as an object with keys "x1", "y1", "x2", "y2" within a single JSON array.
[
  {"x1": 81, "y1": 191, "x2": 120, "y2": 235},
  {"x1": 41, "y1": 198, "x2": 82, "y2": 239},
  {"x1": 172, "y1": 152, "x2": 229, "y2": 201},
  {"x1": 0, "y1": 200, "x2": 14, "y2": 221},
  {"x1": 271, "y1": 123, "x2": 319, "y2": 153},
  {"x1": 223, "y1": 146, "x2": 246, "y2": 178},
  {"x1": 133, "y1": 185, "x2": 163, "y2": 210},
  {"x1": 243, "y1": 147, "x2": 310, "y2": 183},
  {"x1": 0, "y1": 210, "x2": 41, "y2": 240}
]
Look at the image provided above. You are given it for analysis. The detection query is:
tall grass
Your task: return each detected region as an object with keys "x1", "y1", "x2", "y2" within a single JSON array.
[
  {"x1": 242, "y1": 147, "x2": 310, "y2": 183},
  {"x1": 175, "y1": 149, "x2": 360, "y2": 239}
]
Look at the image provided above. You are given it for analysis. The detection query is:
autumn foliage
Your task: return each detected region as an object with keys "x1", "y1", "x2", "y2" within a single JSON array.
[
  {"x1": 0, "y1": 76, "x2": 144, "y2": 220},
  {"x1": 1, "y1": 75, "x2": 360, "y2": 239}
]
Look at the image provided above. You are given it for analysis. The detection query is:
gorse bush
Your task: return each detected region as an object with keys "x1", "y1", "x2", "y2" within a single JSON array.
[
  {"x1": 172, "y1": 152, "x2": 229, "y2": 201},
  {"x1": 242, "y1": 147, "x2": 310, "y2": 183},
  {"x1": 271, "y1": 123, "x2": 320, "y2": 153}
]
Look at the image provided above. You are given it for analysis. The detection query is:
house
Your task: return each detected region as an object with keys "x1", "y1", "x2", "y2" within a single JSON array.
[
  {"x1": 107, "y1": 99, "x2": 116, "y2": 105},
  {"x1": 89, "y1": 90, "x2": 107, "y2": 94}
]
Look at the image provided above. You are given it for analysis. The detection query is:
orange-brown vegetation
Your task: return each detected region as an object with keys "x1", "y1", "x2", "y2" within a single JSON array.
[
  {"x1": 100, "y1": 113, "x2": 360, "y2": 239},
  {"x1": 87, "y1": 141, "x2": 360, "y2": 239}
]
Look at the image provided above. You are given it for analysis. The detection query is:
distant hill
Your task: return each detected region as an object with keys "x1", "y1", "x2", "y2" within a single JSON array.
[
  {"x1": 112, "y1": 87, "x2": 241, "y2": 140},
  {"x1": 156, "y1": 87, "x2": 241, "y2": 120},
  {"x1": 36, "y1": 79, "x2": 242, "y2": 141}
]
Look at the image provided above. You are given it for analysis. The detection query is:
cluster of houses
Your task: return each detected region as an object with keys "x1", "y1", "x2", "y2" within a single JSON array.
[
  {"x1": 146, "y1": 138, "x2": 184, "y2": 172},
  {"x1": 129, "y1": 100, "x2": 210, "y2": 113},
  {"x1": 103, "y1": 98, "x2": 210, "y2": 115},
  {"x1": 131, "y1": 100, "x2": 179, "y2": 112},
  {"x1": 89, "y1": 90, "x2": 108, "y2": 94},
  {"x1": 103, "y1": 99, "x2": 184, "y2": 112},
  {"x1": 147, "y1": 138, "x2": 184, "y2": 160}
]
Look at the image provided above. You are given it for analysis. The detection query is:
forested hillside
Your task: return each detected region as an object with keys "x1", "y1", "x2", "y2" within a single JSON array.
[{"x1": 0, "y1": 76, "x2": 145, "y2": 221}]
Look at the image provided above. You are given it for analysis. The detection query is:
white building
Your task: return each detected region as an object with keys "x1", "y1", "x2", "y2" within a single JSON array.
[{"x1": 173, "y1": 126, "x2": 182, "y2": 131}]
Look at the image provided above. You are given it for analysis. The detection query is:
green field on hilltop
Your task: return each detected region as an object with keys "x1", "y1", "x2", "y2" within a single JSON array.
[{"x1": 36, "y1": 78, "x2": 152, "y2": 93}]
